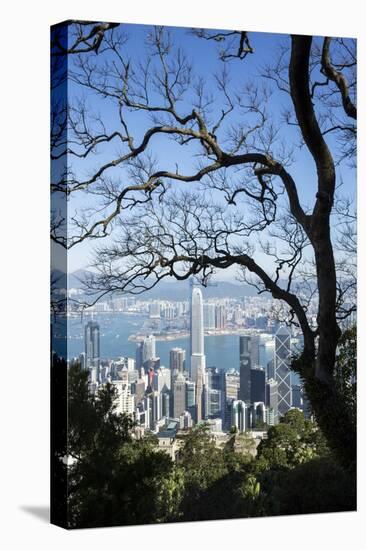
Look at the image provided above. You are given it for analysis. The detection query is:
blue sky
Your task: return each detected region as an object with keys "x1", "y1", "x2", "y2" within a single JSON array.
[{"x1": 60, "y1": 23, "x2": 356, "y2": 279}]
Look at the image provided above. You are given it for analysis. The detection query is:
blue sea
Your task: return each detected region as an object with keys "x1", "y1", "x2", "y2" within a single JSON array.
[{"x1": 64, "y1": 312, "x2": 274, "y2": 373}]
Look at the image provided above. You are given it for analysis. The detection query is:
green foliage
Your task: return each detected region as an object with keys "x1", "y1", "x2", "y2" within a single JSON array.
[
  {"x1": 298, "y1": 326, "x2": 357, "y2": 470},
  {"x1": 252, "y1": 420, "x2": 268, "y2": 431},
  {"x1": 280, "y1": 408, "x2": 306, "y2": 431},
  {"x1": 177, "y1": 424, "x2": 228, "y2": 519},
  {"x1": 335, "y1": 325, "x2": 356, "y2": 425},
  {"x1": 66, "y1": 362, "x2": 176, "y2": 528},
  {"x1": 257, "y1": 409, "x2": 329, "y2": 470},
  {"x1": 224, "y1": 431, "x2": 257, "y2": 468},
  {"x1": 68, "y1": 363, "x2": 134, "y2": 461},
  {"x1": 64, "y1": 363, "x2": 355, "y2": 526},
  {"x1": 156, "y1": 466, "x2": 185, "y2": 522},
  {"x1": 262, "y1": 458, "x2": 356, "y2": 515}
]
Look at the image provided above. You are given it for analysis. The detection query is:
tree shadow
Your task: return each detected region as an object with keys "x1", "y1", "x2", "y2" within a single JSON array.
[{"x1": 20, "y1": 505, "x2": 49, "y2": 523}]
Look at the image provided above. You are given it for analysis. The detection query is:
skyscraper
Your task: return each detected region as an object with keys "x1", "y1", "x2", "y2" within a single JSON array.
[
  {"x1": 112, "y1": 380, "x2": 134, "y2": 416},
  {"x1": 153, "y1": 366, "x2": 171, "y2": 393},
  {"x1": 250, "y1": 367, "x2": 266, "y2": 403},
  {"x1": 267, "y1": 358, "x2": 275, "y2": 380},
  {"x1": 142, "y1": 334, "x2": 156, "y2": 364},
  {"x1": 225, "y1": 369, "x2": 240, "y2": 400},
  {"x1": 185, "y1": 380, "x2": 196, "y2": 419},
  {"x1": 161, "y1": 391, "x2": 170, "y2": 418},
  {"x1": 131, "y1": 378, "x2": 146, "y2": 407},
  {"x1": 135, "y1": 341, "x2": 144, "y2": 370},
  {"x1": 207, "y1": 367, "x2": 226, "y2": 418},
  {"x1": 143, "y1": 357, "x2": 160, "y2": 372},
  {"x1": 239, "y1": 336, "x2": 252, "y2": 404},
  {"x1": 190, "y1": 287, "x2": 206, "y2": 422},
  {"x1": 151, "y1": 391, "x2": 162, "y2": 426},
  {"x1": 215, "y1": 304, "x2": 226, "y2": 330},
  {"x1": 207, "y1": 367, "x2": 225, "y2": 392},
  {"x1": 84, "y1": 321, "x2": 100, "y2": 377},
  {"x1": 251, "y1": 335, "x2": 260, "y2": 367},
  {"x1": 173, "y1": 373, "x2": 186, "y2": 418},
  {"x1": 275, "y1": 325, "x2": 292, "y2": 416},
  {"x1": 265, "y1": 378, "x2": 279, "y2": 424},
  {"x1": 207, "y1": 388, "x2": 222, "y2": 418},
  {"x1": 239, "y1": 335, "x2": 259, "y2": 403},
  {"x1": 170, "y1": 347, "x2": 186, "y2": 374}
]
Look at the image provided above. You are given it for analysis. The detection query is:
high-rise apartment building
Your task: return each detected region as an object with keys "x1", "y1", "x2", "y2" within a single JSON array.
[
  {"x1": 203, "y1": 303, "x2": 216, "y2": 330},
  {"x1": 112, "y1": 380, "x2": 134, "y2": 416},
  {"x1": 149, "y1": 301, "x2": 161, "y2": 318},
  {"x1": 215, "y1": 304, "x2": 227, "y2": 330}
]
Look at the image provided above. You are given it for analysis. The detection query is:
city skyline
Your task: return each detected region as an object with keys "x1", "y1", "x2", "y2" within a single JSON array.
[
  {"x1": 74, "y1": 282, "x2": 306, "y2": 440},
  {"x1": 50, "y1": 20, "x2": 357, "y2": 528}
]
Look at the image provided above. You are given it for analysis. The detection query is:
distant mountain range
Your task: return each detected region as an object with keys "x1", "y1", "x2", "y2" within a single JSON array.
[
  {"x1": 121, "y1": 280, "x2": 259, "y2": 300},
  {"x1": 51, "y1": 269, "x2": 259, "y2": 300}
]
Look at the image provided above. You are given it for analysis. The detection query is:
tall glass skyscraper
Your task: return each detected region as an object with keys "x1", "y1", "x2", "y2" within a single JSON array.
[
  {"x1": 275, "y1": 325, "x2": 292, "y2": 416},
  {"x1": 173, "y1": 373, "x2": 186, "y2": 418},
  {"x1": 84, "y1": 321, "x2": 100, "y2": 385},
  {"x1": 84, "y1": 321, "x2": 100, "y2": 372},
  {"x1": 190, "y1": 287, "x2": 206, "y2": 422},
  {"x1": 265, "y1": 378, "x2": 279, "y2": 424},
  {"x1": 239, "y1": 335, "x2": 259, "y2": 403},
  {"x1": 186, "y1": 380, "x2": 196, "y2": 419},
  {"x1": 250, "y1": 367, "x2": 266, "y2": 403}
]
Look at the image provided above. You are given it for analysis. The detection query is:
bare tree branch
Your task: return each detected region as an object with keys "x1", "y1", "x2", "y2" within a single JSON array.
[{"x1": 321, "y1": 37, "x2": 357, "y2": 120}]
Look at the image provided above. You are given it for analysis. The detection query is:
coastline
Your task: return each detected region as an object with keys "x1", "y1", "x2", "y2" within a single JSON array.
[{"x1": 127, "y1": 328, "x2": 258, "y2": 343}]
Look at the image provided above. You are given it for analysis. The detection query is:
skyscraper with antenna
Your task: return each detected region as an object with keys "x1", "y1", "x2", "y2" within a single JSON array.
[{"x1": 190, "y1": 286, "x2": 206, "y2": 422}]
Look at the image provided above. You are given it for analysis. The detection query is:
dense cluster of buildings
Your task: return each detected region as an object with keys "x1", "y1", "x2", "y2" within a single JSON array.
[
  {"x1": 78, "y1": 286, "x2": 310, "y2": 453},
  {"x1": 79, "y1": 288, "x2": 317, "y2": 337}
]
